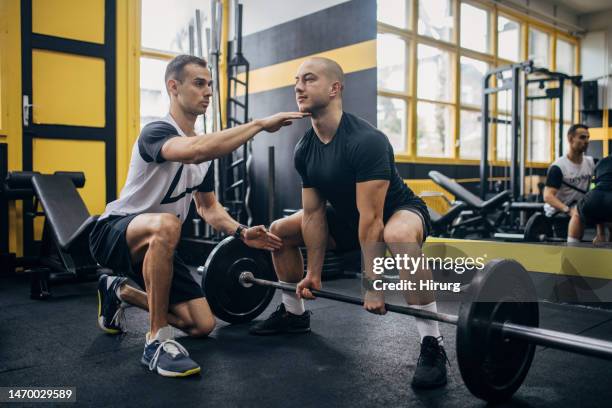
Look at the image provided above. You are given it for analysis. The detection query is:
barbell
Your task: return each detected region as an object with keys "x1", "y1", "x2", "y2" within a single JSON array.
[{"x1": 199, "y1": 236, "x2": 612, "y2": 403}]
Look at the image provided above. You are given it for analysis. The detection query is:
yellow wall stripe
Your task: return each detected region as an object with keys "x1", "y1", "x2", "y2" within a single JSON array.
[
  {"x1": 238, "y1": 39, "x2": 377, "y2": 96},
  {"x1": 589, "y1": 127, "x2": 612, "y2": 141},
  {"x1": 425, "y1": 238, "x2": 612, "y2": 280}
]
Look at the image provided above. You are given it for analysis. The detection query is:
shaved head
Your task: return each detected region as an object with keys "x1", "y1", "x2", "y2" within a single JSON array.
[{"x1": 306, "y1": 57, "x2": 345, "y2": 88}]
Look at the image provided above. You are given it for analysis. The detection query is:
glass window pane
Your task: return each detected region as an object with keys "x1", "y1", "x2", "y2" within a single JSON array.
[
  {"x1": 498, "y1": 16, "x2": 520, "y2": 61},
  {"x1": 460, "y1": 3, "x2": 489, "y2": 53},
  {"x1": 460, "y1": 57, "x2": 488, "y2": 106},
  {"x1": 377, "y1": 96, "x2": 407, "y2": 152},
  {"x1": 377, "y1": 0, "x2": 409, "y2": 29},
  {"x1": 527, "y1": 119, "x2": 551, "y2": 162},
  {"x1": 460, "y1": 110, "x2": 481, "y2": 159},
  {"x1": 417, "y1": 101, "x2": 452, "y2": 157},
  {"x1": 141, "y1": 0, "x2": 208, "y2": 53},
  {"x1": 556, "y1": 39, "x2": 575, "y2": 75},
  {"x1": 529, "y1": 28, "x2": 550, "y2": 68},
  {"x1": 140, "y1": 57, "x2": 170, "y2": 128},
  {"x1": 496, "y1": 115, "x2": 512, "y2": 161},
  {"x1": 526, "y1": 81, "x2": 550, "y2": 117},
  {"x1": 497, "y1": 89, "x2": 512, "y2": 113},
  {"x1": 418, "y1": 0, "x2": 453, "y2": 42},
  {"x1": 553, "y1": 84, "x2": 574, "y2": 122},
  {"x1": 417, "y1": 44, "x2": 452, "y2": 102},
  {"x1": 377, "y1": 33, "x2": 407, "y2": 92}
]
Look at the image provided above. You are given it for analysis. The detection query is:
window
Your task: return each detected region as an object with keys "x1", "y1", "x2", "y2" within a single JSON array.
[
  {"x1": 496, "y1": 115, "x2": 512, "y2": 161},
  {"x1": 497, "y1": 16, "x2": 520, "y2": 61},
  {"x1": 417, "y1": 44, "x2": 452, "y2": 102},
  {"x1": 460, "y1": 57, "x2": 487, "y2": 106},
  {"x1": 418, "y1": 0, "x2": 453, "y2": 43},
  {"x1": 460, "y1": 3, "x2": 489, "y2": 53},
  {"x1": 375, "y1": 0, "x2": 579, "y2": 164},
  {"x1": 140, "y1": 0, "x2": 208, "y2": 131},
  {"x1": 378, "y1": 96, "x2": 407, "y2": 152},
  {"x1": 417, "y1": 101, "x2": 452, "y2": 157},
  {"x1": 460, "y1": 110, "x2": 481, "y2": 159},
  {"x1": 140, "y1": 58, "x2": 170, "y2": 128},
  {"x1": 556, "y1": 39, "x2": 575, "y2": 75},
  {"x1": 377, "y1": 33, "x2": 407, "y2": 92},
  {"x1": 527, "y1": 119, "x2": 550, "y2": 162},
  {"x1": 377, "y1": 0, "x2": 409, "y2": 29},
  {"x1": 529, "y1": 28, "x2": 550, "y2": 68}
]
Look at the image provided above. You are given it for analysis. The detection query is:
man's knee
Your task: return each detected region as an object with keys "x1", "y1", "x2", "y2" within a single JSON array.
[
  {"x1": 189, "y1": 317, "x2": 216, "y2": 338},
  {"x1": 384, "y1": 225, "x2": 419, "y2": 244},
  {"x1": 150, "y1": 213, "x2": 182, "y2": 248},
  {"x1": 270, "y1": 217, "x2": 298, "y2": 240}
]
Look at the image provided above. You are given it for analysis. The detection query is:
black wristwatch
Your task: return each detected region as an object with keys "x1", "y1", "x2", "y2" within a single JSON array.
[{"x1": 233, "y1": 224, "x2": 247, "y2": 240}]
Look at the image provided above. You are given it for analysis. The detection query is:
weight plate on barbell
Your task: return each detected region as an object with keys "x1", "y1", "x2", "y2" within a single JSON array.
[
  {"x1": 457, "y1": 259, "x2": 539, "y2": 403},
  {"x1": 524, "y1": 213, "x2": 553, "y2": 242},
  {"x1": 201, "y1": 237, "x2": 276, "y2": 324}
]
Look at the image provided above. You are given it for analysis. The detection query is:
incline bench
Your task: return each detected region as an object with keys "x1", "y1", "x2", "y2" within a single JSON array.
[{"x1": 4, "y1": 171, "x2": 102, "y2": 298}]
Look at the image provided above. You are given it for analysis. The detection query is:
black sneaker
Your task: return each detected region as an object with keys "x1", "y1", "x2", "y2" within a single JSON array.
[
  {"x1": 411, "y1": 336, "x2": 448, "y2": 389},
  {"x1": 97, "y1": 274, "x2": 127, "y2": 334},
  {"x1": 249, "y1": 303, "x2": 310, "y2": 335}
]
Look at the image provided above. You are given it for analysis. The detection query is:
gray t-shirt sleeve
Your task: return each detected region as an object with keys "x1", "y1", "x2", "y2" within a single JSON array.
[
  {"x1": 198, "y1": 165, "x2": 215, "y2": 192},
  {"x1": 138, "y1": 121, "x2": 180, "y2": 163}
]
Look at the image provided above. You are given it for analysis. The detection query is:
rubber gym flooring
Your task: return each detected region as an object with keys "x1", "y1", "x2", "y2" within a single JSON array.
[{"x1": 1, "y1": 272, "x2": 612, "y2": 408}]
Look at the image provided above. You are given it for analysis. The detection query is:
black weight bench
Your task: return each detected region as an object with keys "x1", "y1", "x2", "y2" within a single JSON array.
[
  {"x1": 5, "y1": 171, "x2": 101, "y2": 298},
  {"x1": 428, "y1": 170, "x2": 510, "y2": 237}
]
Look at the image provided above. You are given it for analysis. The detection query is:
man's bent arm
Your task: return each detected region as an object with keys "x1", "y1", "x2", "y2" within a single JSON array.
[
  {"x1": 543, "y1": 186, "x2": 570, "y2": 213},
  {"x1": 302, "y1": 188, "x2": 327, "y2": 281},
  {"x1": 194, "y1": 191, "x2": 241, "y2": 237},
  {"x1": 356, "y1": 180, "x2": 388, "y2": 281}
]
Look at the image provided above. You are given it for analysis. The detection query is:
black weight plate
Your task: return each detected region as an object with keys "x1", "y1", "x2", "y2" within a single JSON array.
[
  {"x1": 457, "y1": 259, "x2": 539, "y2": 403},
  {"x1": 201, "y1": 237, "x2": 276, "y2": 324},
  {"x1": 524, "y1": 213, "x2": 553, "y2": 242}
]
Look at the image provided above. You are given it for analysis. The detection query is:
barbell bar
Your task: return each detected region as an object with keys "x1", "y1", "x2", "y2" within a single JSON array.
[
  {"x1": 238, "y1": 271, "x2": 612, "y2": 361},
  {"x1": 200, "y1": 236, "x2": 612, "y2": 402}
]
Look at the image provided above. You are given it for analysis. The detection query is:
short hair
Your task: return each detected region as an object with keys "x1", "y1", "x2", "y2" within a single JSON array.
[
  {"x1": 309, "y1": 57, "x2": 344, "y2": 87},
  {"x1": 567, "y1": 123, "x2": 589, "y2": 138},
  {"x1": 164, "y1": 54, "x2": 208, "y2": 84}
]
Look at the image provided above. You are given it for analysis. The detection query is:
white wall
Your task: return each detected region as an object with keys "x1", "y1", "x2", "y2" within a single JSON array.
[
  {"x1": 579, "y1": 10, "x2": 612, "y2": 109},
  {"x1": 237, "y1": 0, "x2": 350, "y2": 36}
]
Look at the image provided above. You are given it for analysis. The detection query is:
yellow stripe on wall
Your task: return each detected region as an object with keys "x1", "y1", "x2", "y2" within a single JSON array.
[
  {"x1": 425, "y1": 238, "x2": 612, "y2": 280},
  {"x1": 238, "y1": 39, "x2": 377, "y2": 96}
]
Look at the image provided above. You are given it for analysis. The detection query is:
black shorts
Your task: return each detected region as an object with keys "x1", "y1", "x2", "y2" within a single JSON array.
[
  {"x1": 325, "y1": 201, "x2": 431, "y2": 253},
  {"x1": 578, "y1": 190, "x2": 612, "y2": 226},
  {"x1": 89, "y1": 214, "x2": 203, "y2": 305}
]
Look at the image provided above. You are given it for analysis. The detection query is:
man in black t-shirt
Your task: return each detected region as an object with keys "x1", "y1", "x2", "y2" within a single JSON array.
[
  {"x1": 575, "y1": 155, "x2": 612, "y2": 243},
  {"x1": 249, "y1": 57, "x2": 447, "y2": 389}
]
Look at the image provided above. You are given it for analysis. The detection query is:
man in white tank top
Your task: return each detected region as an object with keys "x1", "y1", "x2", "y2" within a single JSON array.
[
  {"x1": 89, "y1": 55, "x2": 309, "y2": 377},
  {"x1": 543, "y1": 124, "x2": 594, "y2": 242}
]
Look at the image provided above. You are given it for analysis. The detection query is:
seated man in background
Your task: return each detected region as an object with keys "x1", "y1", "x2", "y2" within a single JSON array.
[
  {"x1": 543, "y1": 124, "x2": 594, "y2": 242},
  {"x1": 573, "y1": 154, "x2": 612, "y2": 244},
  {"x1": 90, "y1": 54, "x2": 308, "y2": 377},
  {"x1": 249, "y1": 57, "x2": 447, "y2": 389}
]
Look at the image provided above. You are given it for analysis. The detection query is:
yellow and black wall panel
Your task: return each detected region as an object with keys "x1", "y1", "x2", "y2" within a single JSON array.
[
  {"x1": 20, "y1": 0, "x2": 116, "y2": 254},
  {"x1": 243, "y1": 0, "x2": 377, "y2": 224}
]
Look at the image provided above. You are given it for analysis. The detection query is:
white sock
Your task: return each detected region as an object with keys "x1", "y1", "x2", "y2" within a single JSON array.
[
  {"x1": 568, "y1": 237, "x2": 580, "y2": 243},
  {"x1": 147, "y1": 325, "x2": 174, "y2": 344},
  {"x1": 281, "y1": 283, "x2": 305, "y2": 315},
  {"x1": 412, "y1": 302, "x2": 442, "y2": 343}
]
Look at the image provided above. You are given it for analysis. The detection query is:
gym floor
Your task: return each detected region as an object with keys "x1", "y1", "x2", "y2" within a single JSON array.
[{"x1": 2, "y1": 271, "x2": 612, "y2": 407}]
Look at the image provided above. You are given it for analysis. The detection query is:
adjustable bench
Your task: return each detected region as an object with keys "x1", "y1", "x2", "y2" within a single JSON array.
[
  {"x1": 428, "y1": 170, "x2": 510, "y2": 238},
  {"x1": 4, "y1": 171, "x2": 102, "y2": 298}
]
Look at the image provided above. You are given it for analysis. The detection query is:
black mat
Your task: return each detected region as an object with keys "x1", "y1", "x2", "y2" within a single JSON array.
[{"x1": 1, "y1": 275, "x2": 612, "y2": 407}]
